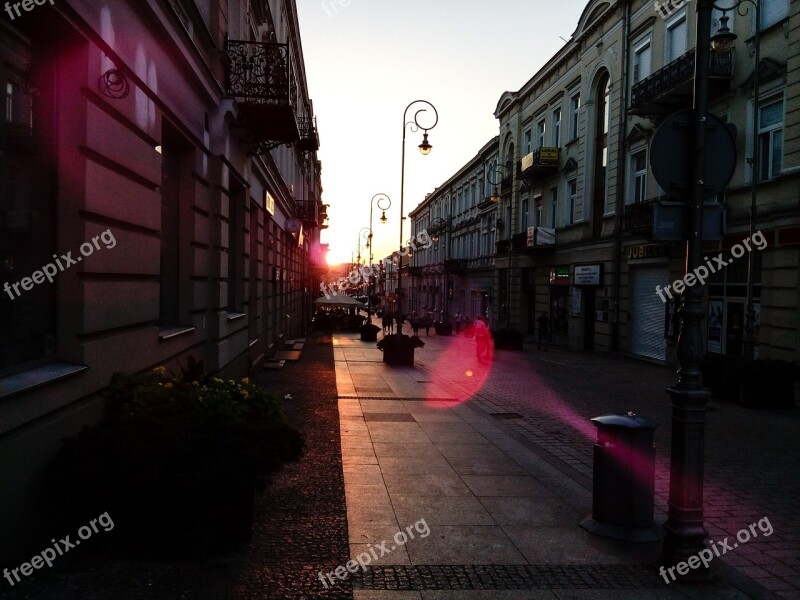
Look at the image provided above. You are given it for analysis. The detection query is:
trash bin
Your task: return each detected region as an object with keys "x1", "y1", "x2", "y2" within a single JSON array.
[{"x1": 580, "y1": 412, "x2": 661, "y2": 542}]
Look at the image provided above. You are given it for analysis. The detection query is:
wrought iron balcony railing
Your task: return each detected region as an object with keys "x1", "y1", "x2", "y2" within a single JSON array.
[
  {"x1": 518, "y1": 147, "x2": 560, "y2": 183},
  {"x1": 225, "y1": 39, "x2": 300, "y2": 149},
  {"x1": 295, "y1": 198, "x2": 319, "y2": 228},
  {"x1": 297, "y1": 116, "x2": 319, "y2": 152},
  {"x1": 629, "y1": 49, "x2": 733, "y2": 116},
  {"x1": 623, "y1": 195, "x2": 667, "y2": 235}
]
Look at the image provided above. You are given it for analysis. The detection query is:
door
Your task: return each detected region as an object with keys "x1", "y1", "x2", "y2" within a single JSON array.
[
  {"x1": 583, "y1": 288, "x2": 596, "y2": 351},
  {"x1": 631, "y1": 267, "x2": 668, "y2": 360}
]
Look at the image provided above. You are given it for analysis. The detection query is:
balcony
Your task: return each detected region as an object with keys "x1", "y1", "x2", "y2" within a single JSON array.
[
  {"x1": 225, "y1": 39, "x2": 300, "y2": 146},
  {"x1": 496, "y1": 239, "x2": 511, "y2": 254},
  {"x1": 629, "y1": 49, "x2": 733, "y2": 117},
  {"x1": 511, "y1": 232, "x2": 528, "y2": 251},
  {"x1": 296, "y1": 198, "x2": 319, "y2": 229},
  {"x1": 518, "y1": 147, "x2": 560, "y2": 183},
  {"x1": 623, "y1": 196, "x2": 666, "y2": 236},
  {"x1": 297, "y1": 116, "x2": 319, "y2": 152}
]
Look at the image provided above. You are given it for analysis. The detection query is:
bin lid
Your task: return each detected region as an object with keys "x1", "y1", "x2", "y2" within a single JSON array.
[{"x1": 590, "y1": 412, "x2": 656, "y2": 429}]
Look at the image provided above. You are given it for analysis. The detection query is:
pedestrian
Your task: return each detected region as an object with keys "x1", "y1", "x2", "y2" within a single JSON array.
[
  {"x1": 411, "y1": 311, "x2": 420, "y2": 336},
  {"x1": 382, "y1": 312, "x2": 391, "y2": 334},
  {"x1": 395, "y1": 310, "x2": 404, "y2": 334},
  {"x1": 474, "y1": 316, "x2": 491, "y2": 362},
  {"x1": 424, "y1": 313, "x2": 433, "y2": 336},
  {"x1": 454, "y1": 312, "x2": 462, "y2": 334},
  {"x1": 537, "y1": 311, "x2": 551, "y2": 350}
]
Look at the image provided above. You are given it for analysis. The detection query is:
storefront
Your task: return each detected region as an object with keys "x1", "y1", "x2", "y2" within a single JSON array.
[{"x1": 626, "y1": 243, "x2": 671, "y2": 361}]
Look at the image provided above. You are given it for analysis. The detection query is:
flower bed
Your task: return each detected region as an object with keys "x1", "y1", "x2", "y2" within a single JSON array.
[{"x1": 49, "y1": 358, "x2": 304, "y2": 555}]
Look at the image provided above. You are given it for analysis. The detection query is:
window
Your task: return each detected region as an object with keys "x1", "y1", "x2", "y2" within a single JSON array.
[
  {"x1": 633, "y1": 38, "x2": 652, "y2": 83},
  {"x1": 227, "y1": 182, "x2": 247, "y2": 313},
  {"x1": 534, "y1": 196, "x2": 543, "y2": 228},
  {"x1": 666, "y1": 12, "x2": 688, "y2": 62},
  {"x1": 0, "y1": 39, "x2": 56, "y2": 372},
  {"x1": 760, "y1": 0, "x2": 789, "y2": 29},
  {"x1": 536, "y1": 119, "x2": 546, "y2": 150},
  {"x1": 524, "y1": 129, "x2": 532, "y2": 155},
  {"x1": 569, "y1": 91, "x2": 580, "y2": 140},
  {"x1": 568, "y1": 179, "x2": 577, "y2": 224},
  {"x1": 521, "y1": 198, "x2": 529, "y2": 232},
  {"x1": 550, "y1": 188, "x2": 558, "y2": 228},
  {"x1": 630, "y1": 150, "x2": 648, "y2": 204},
  {"x1": 757, "y1": 97, "x2": 784, "y2": 181},
  {"x1": 552, "y1": 108, "x2": 561, "y2": 147}
]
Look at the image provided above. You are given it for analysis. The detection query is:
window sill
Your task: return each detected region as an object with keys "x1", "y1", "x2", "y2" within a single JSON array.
[
  {"x1": 565, "y1": 137, "x2": 579, "y2": 147},
  {"x1": 158, "y1": 326, "x2": 197, "y2": 341},
  {"x1": 0, "y1": 362, "x2": 89, "y2": 401},
  {"x1": 226, "y1": 312, "x2": 247, "y2": 322}
]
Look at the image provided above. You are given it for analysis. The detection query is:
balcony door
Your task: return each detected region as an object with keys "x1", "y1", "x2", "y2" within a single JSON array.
[{"x1": 666, "y1": 11, "x2": 688, "y2": 62}]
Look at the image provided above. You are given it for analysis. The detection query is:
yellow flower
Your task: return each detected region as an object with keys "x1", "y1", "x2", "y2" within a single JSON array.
[
  {"x1": 163, "y1": 382, "x2": 174, "y2": 389},
  {"x1": 212, "y1": 377, "x2": 223, "y2": 384},
  {"x1": 240, "y1": 390, "x2": 249, "y2": 399},
  {"x1": 153, "y1": 366, "x2": 166, "y2": 376},
  {"x1": 241, "y1": 377, "x2": 250, "y2": 385},
  {"x1": 191, "y1": 381, "x2": 200, "y2": 387}
]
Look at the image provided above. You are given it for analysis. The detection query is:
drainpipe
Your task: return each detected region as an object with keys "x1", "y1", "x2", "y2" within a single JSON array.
[{"x1": 611, "y1": 0, "x2": 632, "y2": 352}]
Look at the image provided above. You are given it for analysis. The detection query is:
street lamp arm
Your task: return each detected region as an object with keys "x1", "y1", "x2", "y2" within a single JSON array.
[{"x1": 712, "y1": 0, "x2": 757, "y2": 18}]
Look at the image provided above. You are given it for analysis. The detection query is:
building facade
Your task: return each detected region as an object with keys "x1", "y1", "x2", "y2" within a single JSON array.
[
  {"x1": 409, "y1": 137, "x2": 501, "y2": 327},
  {"x1": 0, "y1": 0, "x2": 325, "y2": 561},
  {"x1": 492, "y1": 0, "x2": 798, "y2": 360}
]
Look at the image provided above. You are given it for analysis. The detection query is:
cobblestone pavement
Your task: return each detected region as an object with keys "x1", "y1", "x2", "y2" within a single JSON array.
[
  {"x1": 2, "y1": 333, "x2": 353, "y2": 600},
  {"x1": 401, "y1": 324, "x2": 800, "y2": 599}
]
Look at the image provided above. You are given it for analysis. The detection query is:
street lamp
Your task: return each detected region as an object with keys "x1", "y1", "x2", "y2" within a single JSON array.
[
  {"x1": 369, "y1": 193, "x2": 392, "y2": 316},
  {"x1": 710, "y1": 0, "x2": 761, "y2": 361},
  {"x1": 398, "y1": 100, "x2": 438, "y2": 317},
  {"x1": 488, "y1": 164, "x2": 513, "y2": 328}
]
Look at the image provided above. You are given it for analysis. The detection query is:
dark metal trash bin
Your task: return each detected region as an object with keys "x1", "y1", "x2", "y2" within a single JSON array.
[{"x1": 580, "y1": 412, "x2": 661, "y2": 542}]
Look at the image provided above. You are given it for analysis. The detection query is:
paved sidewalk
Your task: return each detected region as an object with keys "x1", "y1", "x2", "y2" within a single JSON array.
[{"x1": 333, "y1": 320, "x2": 798, "y2": 599}]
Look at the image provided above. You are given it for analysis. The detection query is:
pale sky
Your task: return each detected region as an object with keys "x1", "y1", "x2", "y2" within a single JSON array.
[{"x1": 296, "y1": 0, "x2": 588, "y2": 265}]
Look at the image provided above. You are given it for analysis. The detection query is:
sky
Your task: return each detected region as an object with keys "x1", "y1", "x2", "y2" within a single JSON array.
[{"x1": 296, "y1": 0, "x2": 588, "y2": 266}]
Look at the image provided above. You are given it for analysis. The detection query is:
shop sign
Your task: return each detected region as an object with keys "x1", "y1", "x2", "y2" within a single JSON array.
[
  {"x1": 549, "y1": 266, "x2": 570, "y2": 285},
  {"x1": 265, "y1": 191, "x2": 275, "y2": 215},
  {"x1": 626, "y1": 243, "x2": 669, "y2": 260},
  {"x1": 574, "y1": 264, "x2": 602, "y2": 286}
]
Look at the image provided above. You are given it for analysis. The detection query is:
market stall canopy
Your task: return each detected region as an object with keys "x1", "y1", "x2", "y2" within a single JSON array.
[{"x1": 314, "y1": 295, "x2": 366, "y2": 308}]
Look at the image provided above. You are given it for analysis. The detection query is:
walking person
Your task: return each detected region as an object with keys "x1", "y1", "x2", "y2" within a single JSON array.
[
  {"x1": 395, "y1": 310, "x2": 404, "y2": 334},
  {"x1": 454, "y1": 312, "x2": 462, "y2": 334},
  {"x1": 537, "y1": 311, "x2": 551, "y2": 351},
  {"x1": 382, "y1": 311, "x2": 391, "y2": 334},
  {"x1": 411, "y1": 311, "x2": 420, "y2": 336},
  {"x1": 474, "y1": 316, "x2": 491, "y2": 362}
]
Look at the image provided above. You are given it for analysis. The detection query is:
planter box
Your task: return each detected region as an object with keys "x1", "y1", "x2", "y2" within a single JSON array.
[
  {"x1": 383, "y1": 344, "x2": 415, "y2": 366},
  {"x1": 361, "y1": 325, "x2": 380, "y2": 342}
]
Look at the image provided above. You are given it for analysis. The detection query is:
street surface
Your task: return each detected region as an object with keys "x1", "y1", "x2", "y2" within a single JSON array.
[{"x1": 336, "y1": 319, "x2": 800, "y2": 599}]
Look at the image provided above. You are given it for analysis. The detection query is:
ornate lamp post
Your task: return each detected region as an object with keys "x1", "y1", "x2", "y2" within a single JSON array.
[
  {"x1": 710, "y1": 1, "x2": 761, "y2": 360},
  {"x1": 487, "y1": 164, "x2": 512, "y2": 328},
  {"x1": 398, "y1": 100, "x2": 438, "y2": 316},
  {"x1": 368, "y1": 193, "x2": 392, "y2": 316}
]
